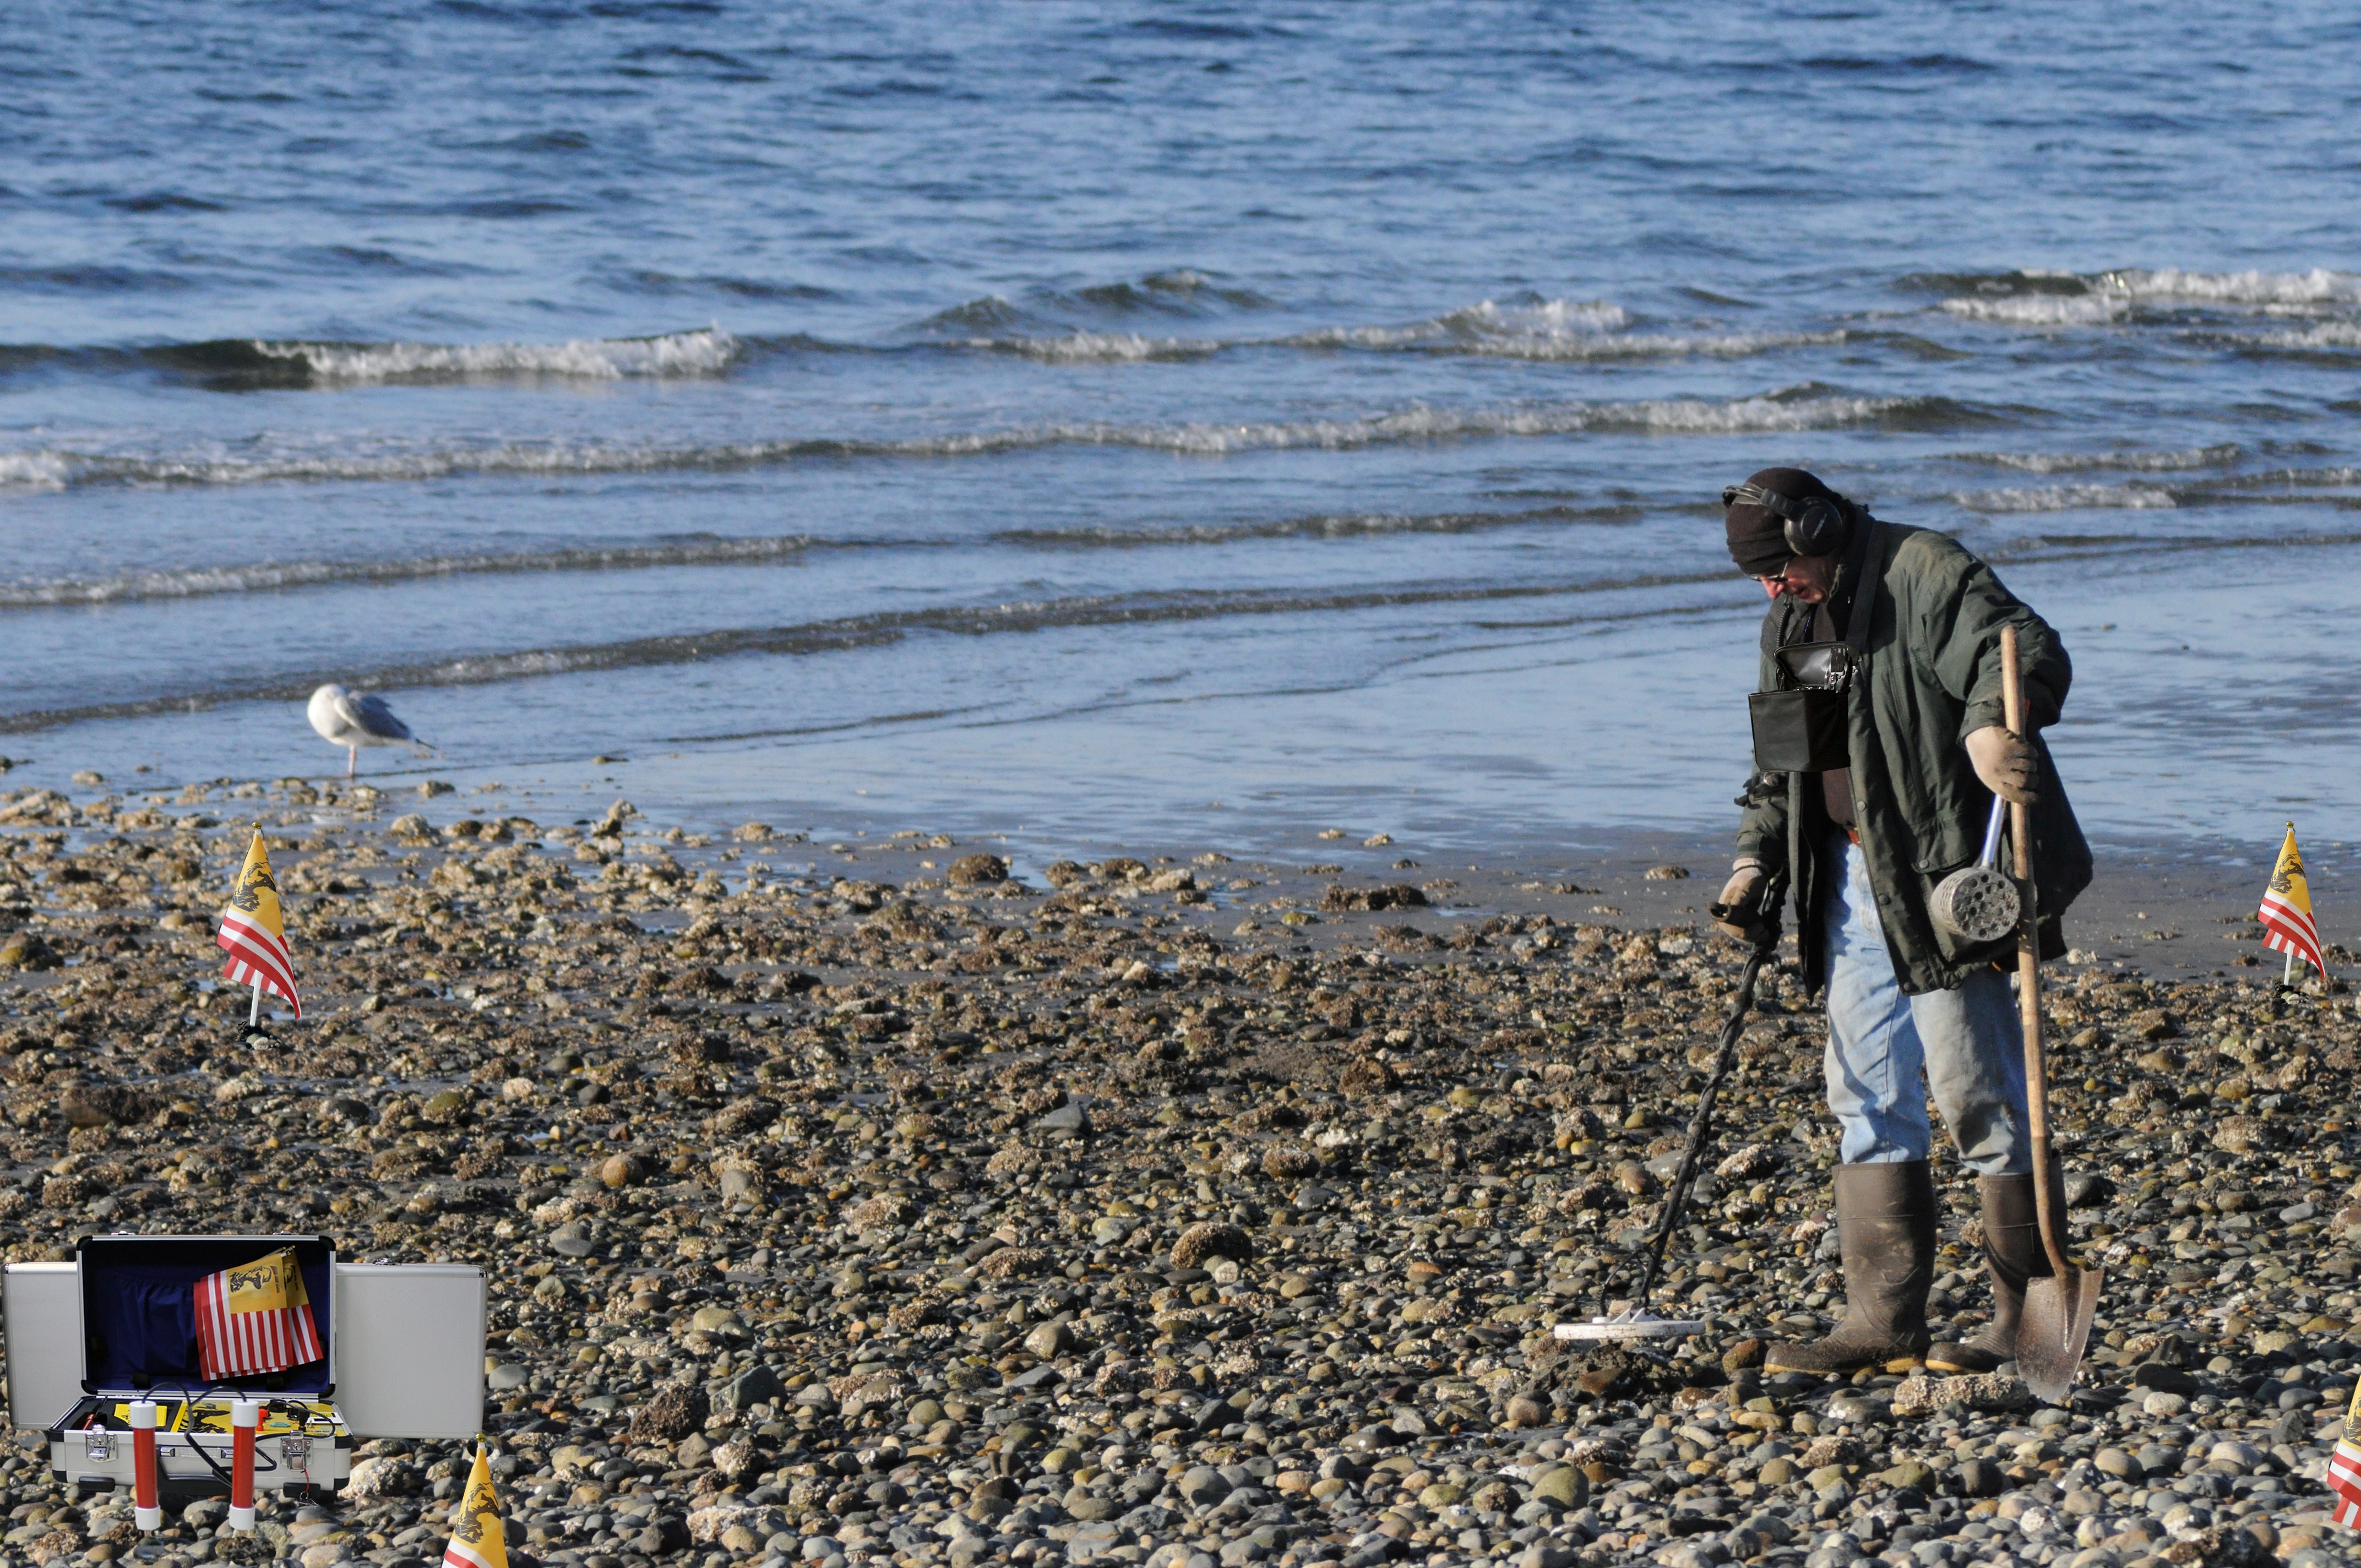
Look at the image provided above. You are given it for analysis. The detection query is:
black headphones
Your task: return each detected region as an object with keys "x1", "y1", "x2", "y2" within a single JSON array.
[{"x1": 1721, "y1": 481, "x2": 1852, "y2": 558}]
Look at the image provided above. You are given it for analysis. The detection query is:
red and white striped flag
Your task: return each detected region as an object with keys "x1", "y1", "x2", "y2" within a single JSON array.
[
  {"x1": 2329, "y1": 1381, "x2": 2361, "y2": 1528},
  {"x1": 217, "y1": 831, "x2": 301, "y2": 1018},
  {"x1": 2259, "y1": 824, "x2": 2327, "y2": 981},
  {"x1": 194, "y1": 1247, "x2": 323, "y2": 1380}
]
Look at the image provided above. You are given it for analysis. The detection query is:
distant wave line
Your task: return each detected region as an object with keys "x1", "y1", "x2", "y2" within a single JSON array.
[
  {"x1": 0, "y1": 307, "x2": 1847, "y2": 384},
  {"x1": 0, "y1": 571, "x2": 1744, "y2": 734},
  {"x1": 0, "y1": 533, "x2": 833, "y2": 607},
  {"x1": 12, "y1": 524, "x2": 2361, "y2": 734},
  {"x1": 161, "y1": 327, "x2": 738, "y2": 385},
  {"x1": 0, "y1": 391, "x2": 1988, "y2": 492},
  {"x1": 0, "y1": 503, "x2": 1649, "y2": 607},
  {"x1": 1953, "y1": 466, "x2": 2361, "y2": 513},
  {"x1": 1943, "y1": 445, "x2": 2243, "y2": 474}
]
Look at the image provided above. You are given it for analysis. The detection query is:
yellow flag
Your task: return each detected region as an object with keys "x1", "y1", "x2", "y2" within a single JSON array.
[
  {"x1": 441, "y1": 1445, "x2": 508, "y2": 1568},
  {"x1": 224, "y1": 831, "x2": 286, "y2": 941},
  {"x1": 222, "y1": 1248, "x2": 309, "y2": 1314},
  {"x1": 216, "y1": 830, "x2": 302, "y2": 1017},
  {"x1": 2260, "y1": 824, "x2": 2326, "y2": 979}
]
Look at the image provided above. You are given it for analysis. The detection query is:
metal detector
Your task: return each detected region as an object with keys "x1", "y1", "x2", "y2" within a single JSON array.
[{"x1": 1557, "y1": 911, "x2": 1779, "y2": 1346}]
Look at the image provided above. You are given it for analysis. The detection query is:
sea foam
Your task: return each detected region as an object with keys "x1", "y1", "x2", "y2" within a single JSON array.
[{"x1": 246, "y1": 327, "x2": 738, "y2": 383}]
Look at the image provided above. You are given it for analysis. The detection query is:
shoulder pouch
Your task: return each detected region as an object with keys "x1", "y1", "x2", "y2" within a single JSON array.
[{"x1": 1747, "y1": 519, "x2": 1885, "y2": 775}]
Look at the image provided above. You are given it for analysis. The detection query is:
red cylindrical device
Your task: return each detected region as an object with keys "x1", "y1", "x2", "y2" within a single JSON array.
[
  {"x1": 228, "y1": 1399, "x2": 262, "y2": 1530},
  {"x1": 129, "y1": 1400, "x2": 160, "y2": 1531}
]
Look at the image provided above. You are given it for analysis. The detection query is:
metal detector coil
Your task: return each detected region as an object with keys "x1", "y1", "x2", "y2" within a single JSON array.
[
  {"x1": 1929, "y1": 796, "x2": 2021, "y2": 943},
  {"x1": 1554, "y1": 1313, "x2": 1706, "y2": 1343}
]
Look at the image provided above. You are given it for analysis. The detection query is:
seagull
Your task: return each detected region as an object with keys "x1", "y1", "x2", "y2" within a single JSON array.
[{"x1": 307, "y1": 683, "x2": 429, "y2": 778}]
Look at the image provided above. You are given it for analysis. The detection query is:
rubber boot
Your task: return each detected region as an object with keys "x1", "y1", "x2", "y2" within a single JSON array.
[
  {"x1": 1927, "y1": 1170, "x2": 2052, "y2": 1375},
  {"x1": 1765, "y1": 1161, "x2": 1936, "y2": 1375}
]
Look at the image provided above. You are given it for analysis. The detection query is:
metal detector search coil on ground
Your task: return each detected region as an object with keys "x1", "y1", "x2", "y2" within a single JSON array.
[
  {"x1": 1553, "y1": 1312, "x2": 1707, "y2": 1343},
  {"x1": 1555, "y1": 928, "x2": 1780, "y2": 1347}
]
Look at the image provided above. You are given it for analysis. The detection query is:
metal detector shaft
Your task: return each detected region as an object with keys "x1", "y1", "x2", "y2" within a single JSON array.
[{"x1": 1631, "y1": 934, "x2": 1777, "y2": 1309}]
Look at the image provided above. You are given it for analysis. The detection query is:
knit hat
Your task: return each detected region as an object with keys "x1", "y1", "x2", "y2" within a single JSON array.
[{"x1": 1723, "y1": 466, "x2": 1841, "y2": 576}]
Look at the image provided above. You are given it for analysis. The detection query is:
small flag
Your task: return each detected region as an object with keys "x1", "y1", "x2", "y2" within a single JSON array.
[
  {"x1": 442, "y1": 1444, "x2": 509, "y2": 1568},
  {"x1": 193, "y1": 1247, "x2": 324, "y2": 1380},
  {"x1": 2329, "y1": 1381, "x2": 2361, "y2": 1527},
  {"x1": 217, "y1": 830, "x2": 301, "y2": 1019},
  {"x1": 2259, "y1": 824, "x2": 2327, "y2": 981}
]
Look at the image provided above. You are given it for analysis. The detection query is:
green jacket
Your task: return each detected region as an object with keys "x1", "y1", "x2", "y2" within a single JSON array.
[{"x1": 1738, "y1": 520, "x2": 2092, "y2": 995}]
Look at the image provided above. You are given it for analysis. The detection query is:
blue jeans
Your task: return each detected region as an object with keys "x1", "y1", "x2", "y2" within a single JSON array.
[{"x1": 1824, "y1": 837, "x2": 2031, "y2": 1175}]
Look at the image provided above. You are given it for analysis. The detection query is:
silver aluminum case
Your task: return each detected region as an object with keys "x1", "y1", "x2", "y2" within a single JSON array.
[
  {"x1": 4, "y1": 1246, "x2": 486, "y2": 1498},
  {"x1": 51, "y1": 1411, "x2": 349, "y2": 1501}
]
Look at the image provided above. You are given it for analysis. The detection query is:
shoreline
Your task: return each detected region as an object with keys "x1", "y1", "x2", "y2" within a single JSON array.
[{"x1": 0, "y1": 778, "x2": 2357, "y2": 1567}]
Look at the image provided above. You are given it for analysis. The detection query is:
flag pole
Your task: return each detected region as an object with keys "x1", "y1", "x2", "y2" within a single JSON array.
[
  {"x1": 249, "y1": 974, "x2": 262, "y2": 1025},
  {"x1": 2285, "y1": 819, "x2": 2298, "y2": 989}
]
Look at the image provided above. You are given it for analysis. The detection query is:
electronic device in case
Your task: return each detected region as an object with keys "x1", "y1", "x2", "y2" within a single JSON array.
[{"x1": 3, "y1": 1235, "x2": 485, "y2": 1500}]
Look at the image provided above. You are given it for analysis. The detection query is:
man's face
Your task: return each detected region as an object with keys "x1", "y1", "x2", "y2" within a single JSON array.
[{"x1": 1756, "y1": 553, "x2": 1837, "y2": 604}]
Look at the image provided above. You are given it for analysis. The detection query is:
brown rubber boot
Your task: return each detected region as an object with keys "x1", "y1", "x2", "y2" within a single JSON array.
[
  {"x1": 1927, "y1": 1170, "x2": 2052, "y2": 1375},
  {"x1": 1765, "y1": 1161, "x2": 1936, "y2": 1375}
]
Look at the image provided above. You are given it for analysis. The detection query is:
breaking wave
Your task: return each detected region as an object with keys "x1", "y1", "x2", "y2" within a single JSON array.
[
  {"x1": 950, "y1": 297, "x2": 1837, "y2": 364},
  {"x1": 1928, "y1": 266, "x2": 2361, "y2": 330},
  {"x1": 1954, "y1": 466, "x2": 2361, "y2": 513},
  {"x1": 1277, "y1": 298, "x2": 1841, "y2": 361},
  {"x1": 2095, "y1": 267, "x2": 2361, "y2": 308},
  {"x1": 2224, "y1": 322, "x2": 2361, "y2": 352},
  {"x1": 1952, "y1": 483, "x2": 2181, "y2": 513},
  {"x1": 1947, "y1": 445, "x2": 2243, "y2": 473},
  {"x1": 0, "y1": 533, "x2": 830, "y2": 607},
  {"x1": 959, "y1": 331, "x2": 1225, "y2": 363},
  {"x1": 0, "y1": 391, "x2": 1989, "y2": 491},
  {"x1": 1941, "y1": 294, "x2": 2130, "y2": 326},
  {"x1": 149, "y1": 328, "x2": 739, "y2": 386}
]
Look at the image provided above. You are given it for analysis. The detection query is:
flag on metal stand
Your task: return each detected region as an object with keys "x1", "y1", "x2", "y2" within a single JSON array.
[
  {"x1": 2259, "y1": 824, "x2": 2326, "y2": 986},
  {"x1": 2327, "y1": 1381, "x2": 2361, "y2": 1527},
  {"x1": 442, "y1": 1444, "x2": 509, "y2": 1568},
  {"x1": 194, "y1": 1246, "x2": 323, "y2": 1379},
  {"x1": 216, "y1": 830, "x2": 301, "y2": 1021}
]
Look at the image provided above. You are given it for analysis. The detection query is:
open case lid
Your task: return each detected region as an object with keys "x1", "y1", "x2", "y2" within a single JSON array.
[
  {"x1": 331, "y1": 1262, "x2": 486, "y2": 1439},
  {"x1": 76, "y1": 1234, "x2": 335, "y2": 1397},
  {"x1": 3, "y1": 1263, "x2": 83, "y2": 1430}
]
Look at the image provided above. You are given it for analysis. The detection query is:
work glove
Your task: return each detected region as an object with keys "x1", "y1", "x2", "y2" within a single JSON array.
[
  {"x1": 1711, "y1": 861, "x2": 1769, "y2": 941},
  {"x1": 1966, "y1": 725, "x2": 2039, "y2": 805}
]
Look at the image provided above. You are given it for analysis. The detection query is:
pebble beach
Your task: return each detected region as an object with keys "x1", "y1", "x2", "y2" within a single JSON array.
[{"x1": 0, "y1": 777, "x2": 2355, "y2": 1568}]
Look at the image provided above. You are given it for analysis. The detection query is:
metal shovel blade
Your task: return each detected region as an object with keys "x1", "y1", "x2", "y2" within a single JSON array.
[{"x1": 2015, "y1": 1264, "x2": 2102, "y2": 1404}]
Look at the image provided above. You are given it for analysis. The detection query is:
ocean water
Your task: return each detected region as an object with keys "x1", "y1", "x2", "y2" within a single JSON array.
[{"x1": 6, "y1": 3, "x2": 2361, "y2": 863}]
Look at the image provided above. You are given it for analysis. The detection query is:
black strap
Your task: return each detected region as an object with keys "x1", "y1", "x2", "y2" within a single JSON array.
[{"x1": 1840, "y1": 515, "x2": 1886, "y2": 655}]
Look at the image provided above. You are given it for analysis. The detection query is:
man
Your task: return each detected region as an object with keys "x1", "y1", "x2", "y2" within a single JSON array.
[{"x1": 1712, "y1": 467, "x2": 2092, "y2": 1375}]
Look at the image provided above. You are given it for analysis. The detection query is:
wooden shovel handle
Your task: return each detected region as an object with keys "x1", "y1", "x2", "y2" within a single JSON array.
[{"x1": 2001, "y1": 625, "x2": 2072, "y2": 1279}]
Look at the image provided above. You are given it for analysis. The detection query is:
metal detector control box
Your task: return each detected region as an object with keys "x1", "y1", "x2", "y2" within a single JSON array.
[{"x1": 2, "y1": 1235, "x2": 485, "y2": 1500}]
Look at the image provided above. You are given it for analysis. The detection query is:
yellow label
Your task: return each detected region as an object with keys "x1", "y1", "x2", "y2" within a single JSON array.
[
  {"x1": 224, "y1": 1247, "x2": 309, "y2": 1314},
  {"x1": 108, "y1": 1399, "x2": 339, "y2": 1436}
]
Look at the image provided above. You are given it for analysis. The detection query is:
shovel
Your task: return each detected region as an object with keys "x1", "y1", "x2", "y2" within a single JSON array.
[{"x1": 1999, "y1": 623, "x2": 2100, "y2": 1402}]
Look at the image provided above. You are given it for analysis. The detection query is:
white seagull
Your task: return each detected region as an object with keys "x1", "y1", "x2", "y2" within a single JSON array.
[{"x1": 307, "y1": 683, "x2": 429, "y2": 778}]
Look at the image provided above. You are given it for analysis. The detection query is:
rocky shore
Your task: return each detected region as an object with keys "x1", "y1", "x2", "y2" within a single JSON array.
[{"x1": 1, "y1": 775, "x2": 2358, "y2": 1568}]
